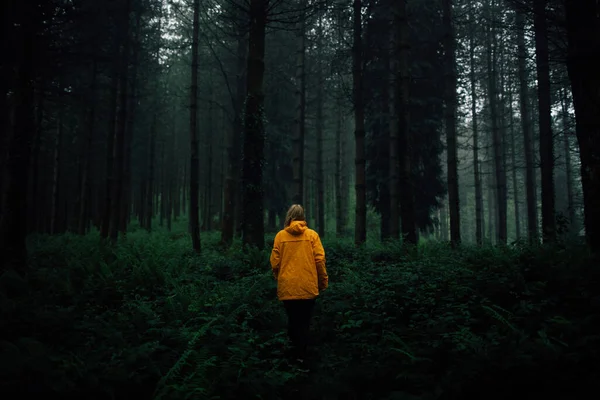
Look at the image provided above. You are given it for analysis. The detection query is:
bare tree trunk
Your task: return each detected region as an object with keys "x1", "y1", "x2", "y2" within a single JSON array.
[
  {"x1": 292, "y1": 0, "x2": 307, "y2": 206},
  {"x1": 189, "y1": 0, "x2": 201, "y2": 252},
  {"x1": 316, "y1": 12, "x2": 325, "y2": 237},
  {"x1": 516, "y1": 9, "x2": 538, "y2": 243},
  {"x1": 101, "y1": 36, "x2": 120, "y2": 239},
  {"x1": 397, "y1": 0, "x2": 416, "y2": 244},
  {"x1": 560, "y1": 86, "x2": 575, "y2": 230},
  {"x1": 469, "y1": 11, "x2": 483, "y2": 245},
  {"x1": 533, "y1": 0, "x2": 556, "y2": 243},
  {"x1": 443, "y1": 0, "x2": 460, "y2": 246},
  {"x1": 51, "y1": 106, "x2": 64, "y2": 235},
  {"x1": 353, "y1": 0, "x2": 366, "y2": 246},
  {"x1": 509, "y1": 86, "x2": 521, "y2": 239},
  {"x1": 388, "y1": 3, "x2": 400, "y2": 240},
  {"x1": 221, "y1": 28, "x2": 247, "y2": 245},
  {"x1": 564, "y1": 0, "x2": 600, "y2": 253},
  {"x1": 78, "y1": 60, "x2": 97, "y2": 235},
  {"x1": 241, "y1": 0, "x2": 267, "y2": 249},
  {"x1": 0, "y1": 0, "x2": 37, "y2": 273},
  {"x1": 486, "y1": 6, "x2": 507, "y2": 244},
  {"x1": 109, "y1": 0, "x2": 131, "y2": 242}
]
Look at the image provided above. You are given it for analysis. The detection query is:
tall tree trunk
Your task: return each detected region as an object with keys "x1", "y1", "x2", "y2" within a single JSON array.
[
  {"x1": 292, "y1": 0, "x2": 307, "y2": 206},
  {"x1": 146, "y1": 114, "x2": 157, "y2": 231},
  {"x1": 78, "y1": 60, "x2": 97, "y2": 235},
  {"x1": 388, "y1": 3, "x2": 400, "y2": 240},
  {"x1": 397, "y1": 0, "x2": 416, "y2": 244},
  {"x1": 353, "y1": 0, "x2": 367, "y2": 246},
  {"x1": 51, "y1": 107, "x2": 64, "y2": 235},
  {"x1": 221, "y1": 28, "x2": 247, "y2": 245},
  {"x1": 109, "y1": 0, "x2": 132, "y2": 242},
  {"x1": 101, "y1": 36, "x2": 121, "y2": 239},
  {"x1": 0, "y1": 0, "x2": 37, "y2": 273},
  {"x1": 533, "y1": 0, "x2": 556, "y2": 243},
  {"x1": 516, "y1": 9, "x2": 538, "y2": 243},
  {"x1": 241, "y1": 0, "x2": 267, "y2": 249},
  {"x1": 469, "y1": 11, "x2": 483, "y2": 245},
  {"x1": 121, "y1": 9, "x2": 141, "y2": 235},
  {"x1": 509, "y1": 86, "x2": 521, "y2": 239},
  {"x1": 560, "y1": 86, "x2": 575, "y2": 230},
  {"x1": 564, "y1": 0, "x2": 600, "y2": 253},
  {"x1": 189, "y1": 0, "x2": 202, "y2": 252},
  {"x1": 486, "y1": 6, "x2": 507, "y2": 244},
  {"x1": 316, "y1": 13, "x2": 325, "y2": 237},
  {"x1": 443, "y1": 0, "x2": 460, "y2": 246},
  {"x1": 335, "y1": 93, "x2": 343, "y2": 238}
]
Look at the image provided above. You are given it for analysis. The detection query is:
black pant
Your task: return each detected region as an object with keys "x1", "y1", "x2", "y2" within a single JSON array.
[{"x1": 283, "y1": 299, "x2": 315, "y2": 359}]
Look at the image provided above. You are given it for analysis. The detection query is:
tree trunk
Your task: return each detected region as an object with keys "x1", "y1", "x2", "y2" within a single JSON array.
[
  {"x1": 388, "y1": 3, "x2": 400, "y2": 240},
  {"x1": 443, "y1": 0, "x2": 460, "y2": 247},
  {"x1": 241, "y1": 0, "x2": 267, "y2": 250},
  {"x1": 516, "y1": 9, "x2": 538, "y2": 243},
  {"x1": 189, "y1": 0, "x2": 202, "y2": 253},
  {"x1": 469, "y1": 11, "x2": 483, "y2": 245},
  {"x1": 0, "y1": 0, "x2": 37, "y2": 273},
  {"x1": 316, "y1": 13, "x2": 325, "y2": 237},
  {"x1": 533, "y1": 0, "x2": 556, "y2": 243},
  {"x1": 109, "y1": 0, "x2": 131, "y2": 242},
  {"x1": 560, "y1": 86, "x2": 576, "y2": 230},
  {"x1": 292, "y1": 0, "x2": 306, "y2": 206},
  {"x1": 353, "y1": 0, "x2": 367, "y2": 246},
  {"x1": 486, "y1": 7, "x2": 507, "y2": 244},
  {"x1": 397, "y1": 0, "x2": 416, "y2": 244},
  {"x1": 78, "y1": 60, "x2": 97, "y2": 235},
  {"x1": 221, "y1": 28, "x2": 247, "y2": 245},
  {"x1": 564, "y1": 0, "x2": 600, "y2": 254},
  {"x1": 50, "y1": 106, "x2": 64, "y2": 235}
]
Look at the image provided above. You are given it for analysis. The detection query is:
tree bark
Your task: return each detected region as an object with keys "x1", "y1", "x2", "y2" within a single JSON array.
[
  {"x1": 241, "y1": 0, "x2": 267, "y2": 250},
  {"x1": 189, "y1": 0, "x2": 202, "y2": 253},
  {"x1": 564, "y1": 0, "x2": 600, "y2": 254},
  {"x1": 533, "y1": 0, "x2": 556, "y2": 243},
  {"x1": 353, "y1": 0, "x2": 367, "y2": 246},
  {"x1": 443, "y1": 0, "x2": 460, "y2": 247},
  {"x1": 516, "y1": 9, "x2": 538, "y2": 243}
]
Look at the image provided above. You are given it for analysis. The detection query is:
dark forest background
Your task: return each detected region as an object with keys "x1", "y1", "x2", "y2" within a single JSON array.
[{"x1": 1, "y1": 0, "x2": 599, "y2": 398}]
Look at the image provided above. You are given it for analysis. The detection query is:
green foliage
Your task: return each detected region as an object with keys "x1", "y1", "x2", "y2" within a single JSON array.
[{"x1": 1, "y1": 231, "x2": 599, "y2": 399}]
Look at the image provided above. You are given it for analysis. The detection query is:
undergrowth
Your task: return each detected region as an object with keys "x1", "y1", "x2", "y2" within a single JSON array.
[{"x1": 1, "y1": 228, "x2": 599, "y2": 399}]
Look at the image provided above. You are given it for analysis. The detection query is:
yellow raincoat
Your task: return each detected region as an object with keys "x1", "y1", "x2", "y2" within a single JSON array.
[{"x1": 270, "y1": 220, "x2": 328, "y2": 300}]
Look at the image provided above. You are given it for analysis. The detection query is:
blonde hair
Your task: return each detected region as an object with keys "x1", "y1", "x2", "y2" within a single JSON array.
[{"x1": 284, "y1": 204, "x2": 305, "y2": 227}]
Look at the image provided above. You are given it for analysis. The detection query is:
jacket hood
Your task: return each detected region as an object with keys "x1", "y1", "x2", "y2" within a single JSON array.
[{"x1": 285, "y1": 220, "x2": 307, "y2": 235}]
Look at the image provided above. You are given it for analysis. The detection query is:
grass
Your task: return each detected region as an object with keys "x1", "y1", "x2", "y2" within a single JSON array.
[{"x1": 1, "y1": 223, "x2": 599, "y2": 399}]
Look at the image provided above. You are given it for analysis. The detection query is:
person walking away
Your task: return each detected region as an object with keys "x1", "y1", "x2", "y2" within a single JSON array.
[{"x1": 270, "y1": 204, "x2": 328, "y2": 363}]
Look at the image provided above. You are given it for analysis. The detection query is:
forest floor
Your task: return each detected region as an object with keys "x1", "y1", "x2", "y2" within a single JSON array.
[{"x1": 1, "y1": 224, "x2": 599, "y2": 399}]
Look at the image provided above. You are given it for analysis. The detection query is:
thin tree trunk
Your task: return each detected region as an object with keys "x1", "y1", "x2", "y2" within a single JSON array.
[
  {"x1": 560, "y1": 86, "x2": 575, "y2": 230},
  {"x1": 533, "y1": 0, "x2": 556, "y2": 243},
  {"x1": 469, "y1": 11, "x2": 483, "y2": 245},
  {"x1": 353, "y1": 0, "x2": 367, "y2": 246},
  {"x1": 388, "y1": 3, "x2": 400, "y2": 240},
  {"x1": 109, "y1": 0, "x2": 132, "y2": 242},
  {"x1": 221, "y1": 28, "x2": 247, "y2": 245},
  {"x1": 189, "y1": 0, "x2": 202, "y2": 252},
  {"x1": 316, "y1": 12, "x2": 325, "y2": 237},
  {"x1": 487, "y1": 7, "x2": 507, "y2": 244},
  {"x1": 292, "y1": 0, "x2": 307, "y2": 206},
  {"x1": 50, "y1": 106, "x2": 64, "y2": 235},
  {"x1": 516, "y1": 9, "x2": 538, "y2": 243},
  {"x1": 443, "y1": 0, "x2": 460, "y2": 246}
]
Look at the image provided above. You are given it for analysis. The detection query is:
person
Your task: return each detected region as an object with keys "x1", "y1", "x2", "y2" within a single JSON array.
[{"x1": 270, "y1": 204, "x2": 328, "y2": 363}]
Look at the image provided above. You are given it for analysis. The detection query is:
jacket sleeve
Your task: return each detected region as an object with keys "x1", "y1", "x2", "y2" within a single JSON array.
[
  {"x1": 312, "y1": 233, "x2": 328, "y2": 291},
  {"x1": 270, "y1": 233, "x2": 281, "y2": 280}
]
